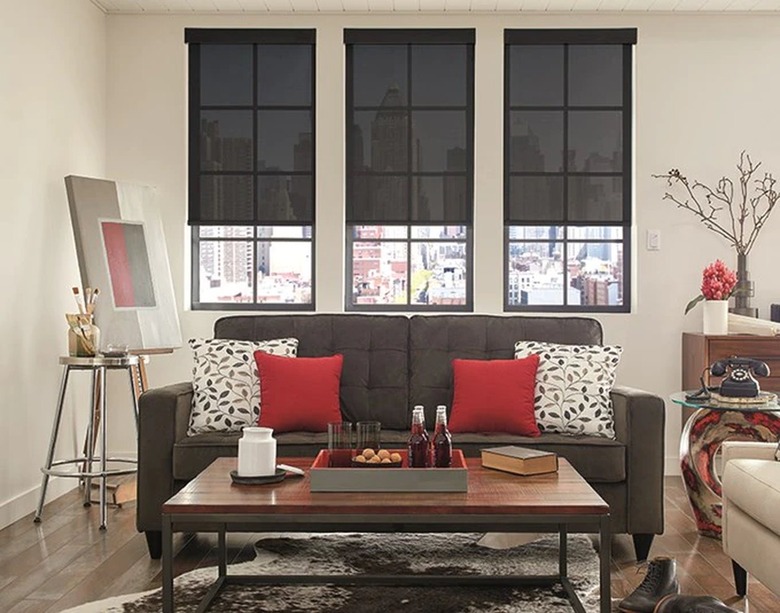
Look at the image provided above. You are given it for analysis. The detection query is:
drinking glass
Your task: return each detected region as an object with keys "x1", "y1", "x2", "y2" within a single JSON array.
[
  {"x1": 356, "y1": 421, "x2": 382, "y2": 454},
  {"x1": 327, "y1": 422, "x2": 353, "y2": 467}
]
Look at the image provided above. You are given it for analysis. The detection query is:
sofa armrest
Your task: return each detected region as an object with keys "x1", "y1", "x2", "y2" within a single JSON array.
[
  {"x1": 136, "y1": 382, "x2": 193, "y2": 533},
  {"x1": 722, "y1": 441, "x2": 777, "y2": 464},
  {"x1": 611, "y1": 385, "x2": 666, "y2": 535}
]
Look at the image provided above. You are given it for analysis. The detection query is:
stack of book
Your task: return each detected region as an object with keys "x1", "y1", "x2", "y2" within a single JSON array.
[{"x1": 480, "y1": 446, "x2": 558, "y2": 476}]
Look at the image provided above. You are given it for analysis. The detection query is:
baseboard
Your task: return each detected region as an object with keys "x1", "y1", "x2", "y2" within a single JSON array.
[
  {"x1": 665, "y1": 454, "x2": 681, "y2": 476},
  {"x1": 0, "y1": 477, "x2": 79, "y2": 531}
]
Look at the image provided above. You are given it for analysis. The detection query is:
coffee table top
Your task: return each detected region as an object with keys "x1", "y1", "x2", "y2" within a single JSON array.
[{"x1": 164, "y1": 457, "x2": 608, "y2": 517}]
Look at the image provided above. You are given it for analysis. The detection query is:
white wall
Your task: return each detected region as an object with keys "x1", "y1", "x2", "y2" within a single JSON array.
[
  {"x1": 103, "y1": 12, "x2": 780, "y2": 478},
  {"x1": 0, "y1": 0, "x2": 106, "y2": 527}
]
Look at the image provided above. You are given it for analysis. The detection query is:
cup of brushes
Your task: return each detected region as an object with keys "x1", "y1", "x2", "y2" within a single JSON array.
[{"x1": 66, "y1": 287, "x2": 100, "y2": 357}]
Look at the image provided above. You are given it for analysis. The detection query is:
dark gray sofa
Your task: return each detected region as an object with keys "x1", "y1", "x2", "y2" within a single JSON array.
[{"x1": 137, "y1": 314, "x2": 665, "y2": 560}]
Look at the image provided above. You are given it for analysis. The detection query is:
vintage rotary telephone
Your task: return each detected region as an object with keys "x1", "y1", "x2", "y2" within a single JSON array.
[{"x1": 710, "y1": 357, "x2": 770, "y2": 398}]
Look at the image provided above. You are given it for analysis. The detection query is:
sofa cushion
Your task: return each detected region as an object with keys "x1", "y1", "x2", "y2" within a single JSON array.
[
  {"x1": 514, "y1": 341, "x2": 622, "y2": 439},
  {"x1": 449, "y1": 356, "x2": 540, "y2": 436},
  {"x1": 256, "y1": 352, "x2": 343, "y2": 433},
  {"x1": 187, "y1": 337, "x2": 299, "y2": 435},
  {"x1": 173, "y1": 430, "x2": 625, "y2": 483},
  {"x1": 214, "y1": 315, "x2": 409, "y2": 429},
  {"x1": 724, "y1": 458, "x2": 780, "y2": 535},
  {"x1": 409, "y1": 315, "x2": 602, "y2": 426}
]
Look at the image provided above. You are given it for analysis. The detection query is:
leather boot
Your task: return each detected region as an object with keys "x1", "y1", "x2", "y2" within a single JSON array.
[
  {"x1": 654, "y1": 595, "x2": 741, "y2": 613},
  {"x1": 618, "y1": 557, "x2": 680, "y2": 613}
]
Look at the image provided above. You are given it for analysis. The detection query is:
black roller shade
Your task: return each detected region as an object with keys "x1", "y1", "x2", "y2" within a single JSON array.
[{"x1": 346, "y1": 30, "x2": 474, "y2": 225}]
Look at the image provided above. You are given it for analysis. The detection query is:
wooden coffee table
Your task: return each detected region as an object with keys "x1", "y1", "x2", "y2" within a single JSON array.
[{"x1": 162, "y1": 457, "x2": 611, "y2": 613}]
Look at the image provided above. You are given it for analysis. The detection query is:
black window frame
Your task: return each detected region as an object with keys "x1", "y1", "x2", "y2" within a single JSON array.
[
  {"x1": 503, "y1": 28, "x2": 635, "y2": 314},
  {"x1": 186, "y1": 28, "x2": 316, "y2": 311},
  {"x1": 344, "y1": 29, "x2": 475, "y2": 312}
]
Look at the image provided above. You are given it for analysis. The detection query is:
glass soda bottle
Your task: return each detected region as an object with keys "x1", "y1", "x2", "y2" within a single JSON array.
[
  {"x1": 407, "y1": 405, "x2": 430, "y2": 468},
  {"x1": 433, "y1": 405, "x2": 453, "y2": 468}
]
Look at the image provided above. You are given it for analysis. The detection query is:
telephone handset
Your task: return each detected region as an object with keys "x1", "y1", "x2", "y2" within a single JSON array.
[{"x1": 710, "y1": 357, "x2": 770, "y2": 398}]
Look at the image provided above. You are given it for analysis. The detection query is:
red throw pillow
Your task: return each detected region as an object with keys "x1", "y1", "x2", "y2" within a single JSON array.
[
  {"x1": 449, "y1": 355, "x2": 540, "y2": 436},
  {"x1": 254, "y1": 352, "x2": 343, "y2": 433}
]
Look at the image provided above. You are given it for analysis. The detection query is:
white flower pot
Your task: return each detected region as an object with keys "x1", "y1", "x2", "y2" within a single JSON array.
[
  {"x1": 237, "y1": 427, "x2": 277, "y2": 476},
  {"x1": 702, "y1": 300, "x2": 729, "y2": 335}
]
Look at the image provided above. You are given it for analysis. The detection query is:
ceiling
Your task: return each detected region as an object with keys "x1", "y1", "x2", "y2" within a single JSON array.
[{"x1": 90, "y1": 0, "x2": 780, "y2": 13}]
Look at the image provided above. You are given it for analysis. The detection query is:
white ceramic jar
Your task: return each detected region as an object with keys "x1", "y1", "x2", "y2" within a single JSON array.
[{"x1": 237, "y1": 427, "x2": 277, "y2": 477}]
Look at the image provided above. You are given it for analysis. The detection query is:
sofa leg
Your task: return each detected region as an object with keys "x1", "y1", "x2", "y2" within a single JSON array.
[
  {"x1": 732, "y1": 560, "x2": 747, "y2": 597},
  {"x1": 145, "y1": 530, "x2": 163, "y2": 559},
  {"x1": 632, "y1": 533, "x2": 655, "y2": 562}
]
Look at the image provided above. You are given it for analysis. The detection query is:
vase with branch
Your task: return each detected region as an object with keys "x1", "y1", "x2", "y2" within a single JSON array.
[{"x1": 654, "y1": 152, "x2": 779, "y2": 317}]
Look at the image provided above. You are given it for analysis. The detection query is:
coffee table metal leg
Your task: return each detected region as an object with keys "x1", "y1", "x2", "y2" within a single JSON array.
[
  {"x1": 162, "y1": 515, "x2": 173, "y2": 613},
  {"x1": 558, "y1": 525, "x2": 567, "y2": 578},
  {"x1": 218, "y1": 527, "x2": 227, "y2": 577},
  {"x1": 599, "y1": 515, "x2": 612, "y2": 613}
]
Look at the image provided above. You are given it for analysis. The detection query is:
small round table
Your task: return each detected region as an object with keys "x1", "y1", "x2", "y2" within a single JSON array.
[
  {"x1": 34, "y1": 356, "x2": 144, "y2": 530},
  {"x1": 671, "y1": 391, "x2": 780, "y2": 538}
]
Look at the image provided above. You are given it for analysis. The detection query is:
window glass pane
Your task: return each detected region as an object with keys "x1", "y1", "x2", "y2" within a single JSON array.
[
  {"x1": 353, "y1": 110, "x2": 408, "y2": 172},
  {"x1": 199, "y1": 176, "x2": 254, "y2": 223},
  {"x1": 568, "y1": 241, "x2": 624, "y2": 306},
  {"x1": 257, "y1": 226, "x2": 313, "y2": 238},
  {"x1": 509, "y1": 45, "x2": 564, "y2": 106},
  {"x1": 257, "y1": 110, "x2": 312, "y2": 172},
  {"x1": 413, "y1": 176, "x2": 468, "y2": 222},
  {"x1": 257, "y1": 45, "x2": 312, "y2": 106},
  {"x1": 256, "y1": 241, "x2": 312, "y2": 304},
  {"x1": 411, "y1": 45, "x2": 467, "y2": 106},
  {"x1": 508, "y1": 226, "x2": 562, "y2": 240},
  {"x1": 411, "y1": 242, "x2": 467, "y2": 306},
  {"x1": 257, "y1": 175, "x2": 312, "y2": 223},
  {"x1": 507, "y1": 241, "x2": 564, "y2": 306},
  {"x1": 352, "y1": 45, "x2": 407, "y2": 107},
  {"x1": 412, "y1": 111, "x2": 466, "y2": 172},
  {"x1": 568, "y1": 111, "x2": 622, "y2": 172},
  {"x1": 509, "y1": 111, "x2": 563, "y2": 172},
  {"x1": 568, "y1": 45, "x2": 622, "y2": 107},
  {"x1": 567, "y1": 226, "x2": 623, "y2": 240},
  {"x1": 353, "y1": 225, "x2": 408, "y2": 239},
  {"x1": 568, "y1": 176, "x2": 623, "y2": 222},
  {"x1": 199, "y1": 226, "x2": 253, "y2": 238},
  {"x1": 508, "y1": 176, "x2": 564, "y2": 222},
  {"x1": 351, "y1": 241, "x2": 408, "y2": 305},
  {"x1": 350, "y1": 176, "x2": 409, "y2": 222},
  {"x1": 411, "y1": 225, "x2": 467, "y2": 240},
  {"x1": 200, "y1": 111, "x2": 253, "y2": 171},
  {"x1": 197, "y1": 240, "x2": 254, "y2": 303},
  {"x1": 200, "y1": 44, "x2": 252, "y2": 106}
]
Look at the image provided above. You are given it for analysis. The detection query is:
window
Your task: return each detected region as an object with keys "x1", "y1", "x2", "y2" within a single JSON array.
[
  {"x1": 345, "y1": 29, "x2": 474, "y2": 311},
  {"x1": 186, "y1": 29, "x2": 315, "y2": 309},
  {"x1": 504, "y1": 29, "x2": 635, "y2": 312}
]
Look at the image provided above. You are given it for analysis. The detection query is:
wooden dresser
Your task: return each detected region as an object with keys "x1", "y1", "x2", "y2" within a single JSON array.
[{"x1": 681, "y1": 332, "x2": 780, "y2": 423}]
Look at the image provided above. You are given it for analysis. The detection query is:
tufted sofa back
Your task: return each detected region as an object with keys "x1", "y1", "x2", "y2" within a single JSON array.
[{"x1": 213, "y1": 314, "x2": 602, "y2": 431}]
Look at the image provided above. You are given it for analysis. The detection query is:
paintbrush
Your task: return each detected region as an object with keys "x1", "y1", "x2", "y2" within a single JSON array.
[
  {"x1": 88, "y1": 288, "x2": 100, "y2": 315},
  {"x1": 72, "y1": 286, "x2": 85, "y2": 316}
]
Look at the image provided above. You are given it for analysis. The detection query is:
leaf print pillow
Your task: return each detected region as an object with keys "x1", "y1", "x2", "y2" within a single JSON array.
[
  {"x1": 187, "y1": 337, "x2": 298, "y2": 435},
  {"x1": 514, "y1": 341, "x2": 623, "y2": 439}
]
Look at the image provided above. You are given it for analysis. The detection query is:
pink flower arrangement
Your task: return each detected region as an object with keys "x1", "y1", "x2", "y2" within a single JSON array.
[{"x1": 685, "y1": 260, "x2": 738, "y2": 314}]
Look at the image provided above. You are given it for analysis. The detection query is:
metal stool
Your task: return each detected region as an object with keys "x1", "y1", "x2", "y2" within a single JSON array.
[{"x1": 34, "y1": 355, "x2": 143, "y2": 530}]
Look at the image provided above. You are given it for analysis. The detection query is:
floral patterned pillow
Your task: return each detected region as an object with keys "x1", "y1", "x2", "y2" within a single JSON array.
[
  {"x1": 514, "y1": 341, "x2": 623, "y2": 439},
  {"x1": 187, "y1": 338, "x2": 298, "y2": 435}
]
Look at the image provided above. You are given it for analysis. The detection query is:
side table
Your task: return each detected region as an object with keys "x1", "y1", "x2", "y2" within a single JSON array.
[
  {"x1": 34, "y1": 355, "x2": 144, "y2": 530},
  {"x1": 670, "y1": 391, "x2": 780, "y2": 538}
]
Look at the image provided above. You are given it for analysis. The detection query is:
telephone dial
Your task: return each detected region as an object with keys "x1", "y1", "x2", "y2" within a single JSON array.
[{"x1": 710, "y1": 357, "x2": 770, "y2": 398}]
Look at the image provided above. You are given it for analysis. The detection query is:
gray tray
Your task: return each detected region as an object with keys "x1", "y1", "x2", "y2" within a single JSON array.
[{"x1": 309, "y1": 449, "x2": 468, "y2": 493}]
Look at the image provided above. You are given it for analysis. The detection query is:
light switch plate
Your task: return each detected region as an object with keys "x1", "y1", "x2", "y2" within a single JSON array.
[{"x1": 647, "y1": 229, "x2": 661, "y2": 251}]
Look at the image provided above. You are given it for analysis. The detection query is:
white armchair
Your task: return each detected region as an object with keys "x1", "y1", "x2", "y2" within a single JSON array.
[{"x1": 722, "y1": 441, "x2": 780, "y2": 598}]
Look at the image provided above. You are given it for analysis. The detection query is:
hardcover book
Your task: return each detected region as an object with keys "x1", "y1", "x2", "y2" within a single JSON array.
[{"x1": 480, "y1": 446, "x2": 558, "y2": 476}]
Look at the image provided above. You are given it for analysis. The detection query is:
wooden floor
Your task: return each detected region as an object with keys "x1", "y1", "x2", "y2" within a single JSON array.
[{"x1": 1, "y1": 477, "x2": 778, "y2": 612}]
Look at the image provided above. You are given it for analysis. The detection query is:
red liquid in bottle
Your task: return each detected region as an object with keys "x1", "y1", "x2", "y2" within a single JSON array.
[
  {"x1": 433, "y1": 406, "x2": 452, "y2": 468},
  {"x1": 407, "y1": 407, "x2": 430, "y2": 468}
]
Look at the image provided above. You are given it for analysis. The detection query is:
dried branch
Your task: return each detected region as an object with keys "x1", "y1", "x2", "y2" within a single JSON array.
[{"x1": 652, "y1": 151, "x2": 778, "y2": 256}]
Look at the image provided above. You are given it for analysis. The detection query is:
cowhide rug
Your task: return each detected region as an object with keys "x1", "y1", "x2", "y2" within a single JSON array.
[{"x1": 63, "y1": 533, "x2": 604, "y2": 612}]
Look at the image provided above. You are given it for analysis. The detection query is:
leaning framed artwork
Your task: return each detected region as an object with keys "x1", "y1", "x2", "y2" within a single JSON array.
[{"x1": 65, "y1": 175, "x2": 182, "y2": 351}]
